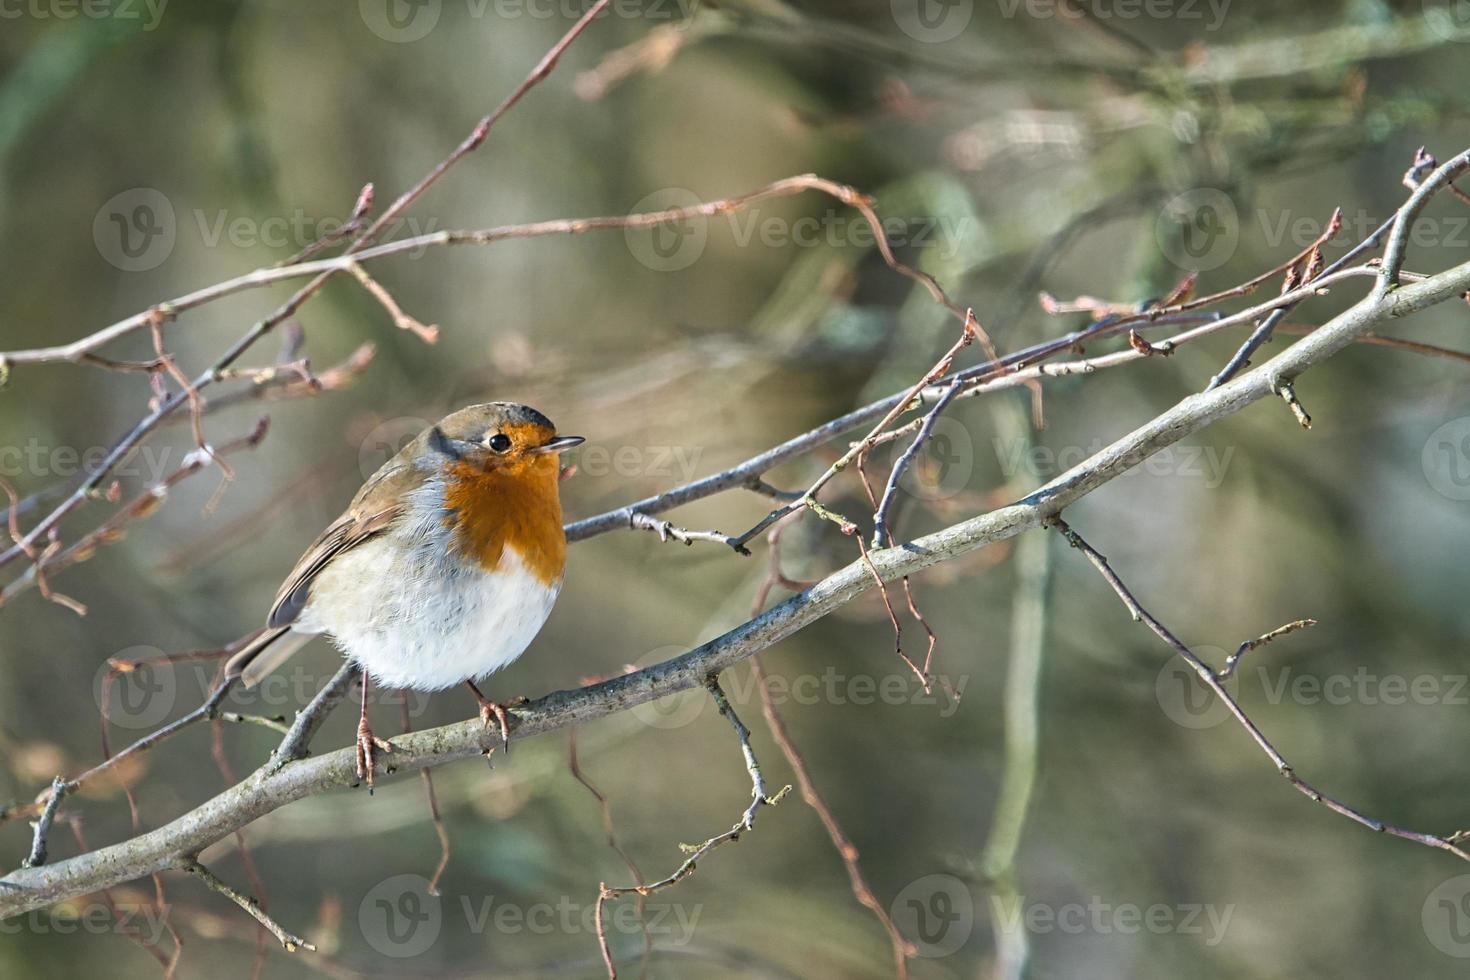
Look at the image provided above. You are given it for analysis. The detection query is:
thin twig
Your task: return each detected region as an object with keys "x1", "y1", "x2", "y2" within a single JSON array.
[
  {"x1": 1209, "y1": 146, "x2": 1470, "y2": 389},
  {"x1": 272, "y1": 663, "x2": 358, "y2": 767},
  {"x1": 353, "y1": 0, "x2": 613, "y2": 255},
  {"x1": 1381, "y1": 147, "x2": 1470, "y2": 294},
  {"x1": 0, "y1": 657, "x2": 245, "y2": 837},
  {"x1": 732, "y1": 310, "x2": 980, "y2": 551},
  {"x1": 871, "y1": 378, "x2": 964, "y2": 548},
  {"x1": 1201, "y1": 206, "x2": 1344, "y2": 388},
  {"x1": 569, "y1": 730, "x2": 651, "y2": 980},
  {"x1": 177, "y1": 858, "x2": 315, "y2": 952},
  {"x1": 749, "y1": 661, "x2": 915, "y2": 978},
  {"x1": 22, "y1": 777, "x2": 66, "y2": 868},
  {"x1": 628, "y1": 511, "x2": 747, "y2": 554},
  {"x1": 1217, "y1": 619, "x2": 1318, "y2": 681},
  {"x1": 595, "y1": 676, "x2": 788, "y2": 978},
  {"x1": 402, "y1": 700, "x2": 451, "y2": 896},
  {"x1": 345, "y1": 262, "x2": 439, "y2": 343},
  {"x1": 148, "y1": 313, "x2": 227, "y2": 484},
  {"x1": 1276, "y1": 381, "x2": 1313, "y2": 429},
  {"x1": 216, "y1": 714, "x2": 292, "y2": 736},
  {"x1": 1051, "y1": 517, "x2": 1470, "y2": 862},
  {"x1": 273, "y1": 183, "x2": 374, "y2": 268},
  {"x1": 0, "y1": 418, "x2": 271, "y2": 611},
  {"x1": 92, "y1": 678, "x2": 237, "y2": 798}
]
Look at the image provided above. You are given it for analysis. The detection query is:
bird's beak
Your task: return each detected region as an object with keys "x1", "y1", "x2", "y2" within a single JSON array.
[{"x1": 535, "y1": 435, "x2": 585, "y2": 454}]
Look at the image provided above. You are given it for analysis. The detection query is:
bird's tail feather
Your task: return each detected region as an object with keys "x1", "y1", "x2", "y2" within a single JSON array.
[{"x1": 224, "y1": 626, "x2": 315, "y2": 688}]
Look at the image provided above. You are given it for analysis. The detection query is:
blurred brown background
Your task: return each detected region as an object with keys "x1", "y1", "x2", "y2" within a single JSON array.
[{"x1": 4, "y1": 1, "x2": 1470, "y2": 976}]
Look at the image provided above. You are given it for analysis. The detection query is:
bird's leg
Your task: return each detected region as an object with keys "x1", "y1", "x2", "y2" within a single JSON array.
[
  {"x1": 465, "y1": 680, "x2": 526, "y2": 754},
  {"x1": 355, "y1": 669, "x2": 392, "y2": 791}
]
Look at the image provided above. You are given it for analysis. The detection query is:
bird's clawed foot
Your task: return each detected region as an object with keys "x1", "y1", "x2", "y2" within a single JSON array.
[
  {"x1": 466, "y1": 681, "x2": 526, "y2": 754},
  {"x1": 355, "y1": 717, "x2": 393, "y2": 792}
]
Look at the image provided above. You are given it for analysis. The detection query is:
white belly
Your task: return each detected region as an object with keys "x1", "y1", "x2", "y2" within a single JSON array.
[{"x1": 296, "y1": 537, "x2": 561, "y2": 692}]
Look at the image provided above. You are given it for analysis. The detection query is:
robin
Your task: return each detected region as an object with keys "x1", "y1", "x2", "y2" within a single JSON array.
[{"x1": 224, "y1": 403, "x2": 583, "y2": 787}]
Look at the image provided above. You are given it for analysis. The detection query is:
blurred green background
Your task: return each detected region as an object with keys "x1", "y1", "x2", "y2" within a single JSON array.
[{"x1": 4, "y1": 0, "x2": 1470, "y2": 976}]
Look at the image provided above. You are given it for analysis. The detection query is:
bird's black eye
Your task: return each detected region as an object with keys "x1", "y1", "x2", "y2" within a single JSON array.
[{"x1": 487, "y1": 433, "x2": 513, "y2": 453}]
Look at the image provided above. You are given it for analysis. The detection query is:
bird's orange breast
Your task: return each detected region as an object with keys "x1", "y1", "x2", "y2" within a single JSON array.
[{"x1": 442, "y1": 455, "x2": 566, "y2": 587}]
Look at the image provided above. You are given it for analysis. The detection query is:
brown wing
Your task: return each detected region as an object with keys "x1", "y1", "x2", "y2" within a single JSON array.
[{"x1": 265, "y1": 458, "x2": 423, "y2": 628}]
